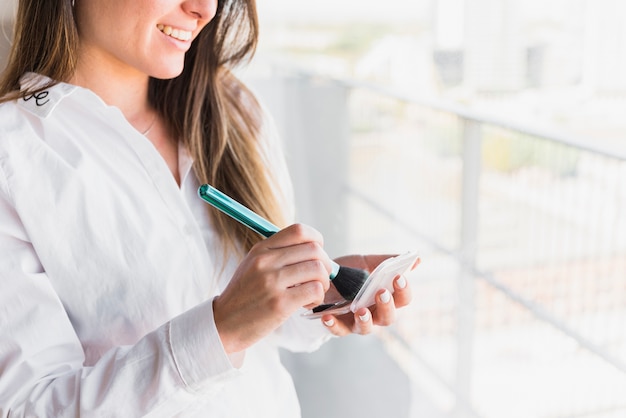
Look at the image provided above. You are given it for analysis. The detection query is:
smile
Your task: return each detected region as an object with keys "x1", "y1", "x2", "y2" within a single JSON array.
[{"x1": 157, "y1": 24, "x2": 192, "y2": 41}]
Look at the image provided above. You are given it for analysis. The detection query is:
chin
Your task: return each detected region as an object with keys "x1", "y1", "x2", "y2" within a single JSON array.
[
  {"x1": 150, "y1": 63, "x2": 186, "y2": 80},
  {"x1": 147, "y1": 56, "x2": 185, "y2": 80}
]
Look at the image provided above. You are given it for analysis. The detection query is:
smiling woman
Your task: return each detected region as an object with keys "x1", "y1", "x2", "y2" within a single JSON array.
[
  {"x1": 72, "y1": 0, "x2": 216, "y2": 80},
  {"x1": 0, "y1": 1, "x2": 416, "y2": 417}
]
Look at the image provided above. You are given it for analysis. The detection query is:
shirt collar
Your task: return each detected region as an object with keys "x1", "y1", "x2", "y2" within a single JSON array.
[
  {"x1": 17, "y1": 72, "x2": 78, "y2": 119},
  {"x1": 178, "y1": 141, "x2": 195, "y2": 185},
  {"x1": 16, "y1": 72, "x2": 198, "y2": 182}
]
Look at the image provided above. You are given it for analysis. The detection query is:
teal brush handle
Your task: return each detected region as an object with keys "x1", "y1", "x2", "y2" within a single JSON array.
[
  {"x1": 198, "y1": 184, "x2": 279, "y2": 238},
  {"x1": 198, "y1": 184, "x2": 340, "y2": 278}
]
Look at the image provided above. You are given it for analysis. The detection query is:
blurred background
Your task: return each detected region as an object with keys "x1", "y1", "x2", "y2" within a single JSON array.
[{"x1": 2, "y1": 1, "x2": 625, "y2": 417}]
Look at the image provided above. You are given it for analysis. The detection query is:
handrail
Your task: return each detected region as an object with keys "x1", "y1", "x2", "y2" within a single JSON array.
[
  {"x1": 284, "y1": 69, "x2": 626, "y2": 161},
  {"x1": 257, "y1": 68, "x2": 626, "y2": 416},
  {"x1": 346, "y1": 184, "x2": 626, "y2": 376}
]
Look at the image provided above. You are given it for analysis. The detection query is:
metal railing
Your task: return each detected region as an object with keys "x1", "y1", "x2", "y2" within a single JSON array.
[
  {"x1": 345, "y1": 79, "x2": 626, "y2": 418},
  {"x1": 250, "y1": 71, "x2": 626, "y2": 418}
]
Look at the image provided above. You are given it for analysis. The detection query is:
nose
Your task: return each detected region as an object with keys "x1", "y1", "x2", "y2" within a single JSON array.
[{"x1": 182, "y1": 0, "x2": 218, "y2": 21}]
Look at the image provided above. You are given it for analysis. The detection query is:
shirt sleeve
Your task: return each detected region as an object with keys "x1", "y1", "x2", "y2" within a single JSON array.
[{"x1": 0, "y1": 173, "x2": 239, "y2": 416}]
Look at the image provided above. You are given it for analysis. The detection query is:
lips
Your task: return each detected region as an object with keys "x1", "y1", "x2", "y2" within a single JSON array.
[{"x1": 157, "y1": 24, "x2": 192, "y2": 41}]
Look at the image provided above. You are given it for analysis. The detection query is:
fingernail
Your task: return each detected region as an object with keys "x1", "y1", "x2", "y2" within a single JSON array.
[
  {"x1": 412, "y1": 258, "x2": 421, "y2": 269},
  {"x1": 359, "y1": 310, "x2": 371, "y2": 323},
  {"x1": 323, "y1": 318, "x2": 335, "y2": 327},
  {"x1": 396, "y1": 275, "x2": 407, "y2": 289},
  {"x1": 380, "y1": 289, "x2": 391, "y2": 304}
]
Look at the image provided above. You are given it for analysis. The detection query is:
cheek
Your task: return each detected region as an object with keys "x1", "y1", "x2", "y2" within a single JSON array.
[{"x1": 76, "y1": 4, "x2": 132, "y2": 51}]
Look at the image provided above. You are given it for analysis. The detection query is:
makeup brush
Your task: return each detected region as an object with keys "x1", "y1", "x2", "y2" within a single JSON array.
[{"x1": 198, "y1": 184, "x2": 369, "y2": 301}]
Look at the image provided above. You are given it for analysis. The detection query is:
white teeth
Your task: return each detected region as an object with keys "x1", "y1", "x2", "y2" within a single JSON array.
[{"x1": 157, "y1": 24, "x2": 192, "y2": 41}]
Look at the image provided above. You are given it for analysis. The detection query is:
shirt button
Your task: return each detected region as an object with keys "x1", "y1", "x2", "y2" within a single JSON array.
[{"x1": 182, "y1": 225, "x2": 194, "y2": 235}]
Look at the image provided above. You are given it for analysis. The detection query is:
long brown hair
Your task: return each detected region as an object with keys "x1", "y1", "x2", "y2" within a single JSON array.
[{"x1": 0, "y1": 0, "x2": 285, "y2": 254}]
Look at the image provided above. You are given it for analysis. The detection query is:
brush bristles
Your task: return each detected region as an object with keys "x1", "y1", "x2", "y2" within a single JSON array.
[{"x1": 332, "y1": 266, "x2": 369, "y2": 301}]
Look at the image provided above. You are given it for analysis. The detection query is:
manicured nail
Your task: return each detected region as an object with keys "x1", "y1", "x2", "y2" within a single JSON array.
[
  {"x1": 359, "y1": 310, "x2": 371, "y2": 323},
  {"x1": 323, "y1": 318, "x2": 335, "y2": 327},
  {"x1": 380, "y1": 289, "x2": 391, "y2": 304},
  {"x1": 396, "y1": 275, "x2": 407, "y2": 289},
  {"x1": 411, "y1": 258, "x2": 421, "y2": 270}
]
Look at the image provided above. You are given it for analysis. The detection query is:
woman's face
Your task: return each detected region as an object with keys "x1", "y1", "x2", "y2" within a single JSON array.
[{"x1": 75, "y1": 0, "x2": 218, "y2": 79}]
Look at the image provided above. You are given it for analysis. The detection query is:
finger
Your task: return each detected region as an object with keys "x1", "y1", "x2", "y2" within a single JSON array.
[
  {"x1": 277, "y1": 259, "x2": 331, "y2": 291},
  {"x1": 353, "y1": 308, "x2": 373, "y2": 335},
  {"x1": 361, "y1": 254, "x2": 396, "y2": 272},
  {"x1": 286, "y1": 280, "x2": 326, "y2": 310},
  {"x1": 261, "y1": 227, "x2": 333, "y2": 280},
  {"x1": 333, "y1": 254, "x2": 395, "y2": 272},
  {"x1": 393, "y1": 274, "x2": 412, "y2": 308},
  {"x1": 371, "y1": 288, "x2": 396, "y2": 326},
  {"x1": 277, "y1": 241, "x2": 332, "y2": 276},
  {"x1": 265, "y1": 223, "x2": 324, "y2": 250},
  {"x1": 321, "y1": 314, "x2": 352, "y2": 337}
]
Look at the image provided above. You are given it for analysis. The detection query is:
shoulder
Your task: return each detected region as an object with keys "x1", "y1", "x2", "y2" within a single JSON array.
[
  {"x1": 0, "y1": 81, "x2": 73, "y2": 188},
  {"x1": 0, "y1": 76, "x2": 82, "y2": 149},
  {"x1": 0, "y1": 99, "x2": 39, "y2": 151},
  {"x1": 0, "y1": 100, "x2": 24, "y2": 196},
  {"x1": 0, "y1": 99, "x2": 43, "y2": 195},
  {"x1": 0, "y1": 98, "x2": 25, "y2": 123},
  {"x1": 0, "y1": 97, "x2": 43, "y2": 146}
]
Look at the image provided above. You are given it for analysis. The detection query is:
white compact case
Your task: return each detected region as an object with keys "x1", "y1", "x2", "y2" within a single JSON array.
[{"x1": 303, "y1": 250, "x2": 420, "y2": 319}]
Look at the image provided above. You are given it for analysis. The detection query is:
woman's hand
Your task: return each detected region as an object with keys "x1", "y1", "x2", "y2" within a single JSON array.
[
  {"x1": 321, "y1": 254, "x2": 419, "y2": 336},
  {"x1": 213, "y1": 224, "x2": 332, "y2": 354}
]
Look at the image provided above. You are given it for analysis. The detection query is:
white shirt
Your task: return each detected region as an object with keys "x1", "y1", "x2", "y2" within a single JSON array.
[{"x1": 0, "y1": 74, "x2": 331, "y2": 417}]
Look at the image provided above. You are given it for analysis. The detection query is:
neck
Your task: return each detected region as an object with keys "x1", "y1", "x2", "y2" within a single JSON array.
[
  {"x1": 71, "y1": 53, "x2": 153, "y2": 127},
  {"x1": 71, "y1": 49, "x2": 180, "y2": 186}
]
